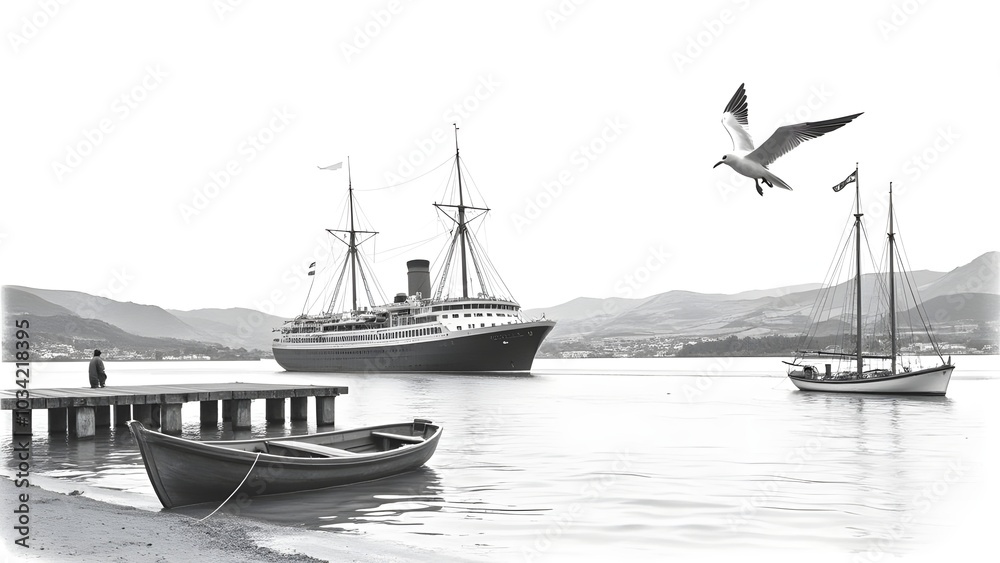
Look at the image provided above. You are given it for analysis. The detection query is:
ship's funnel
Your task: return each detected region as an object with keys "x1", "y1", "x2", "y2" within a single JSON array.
[{"x1": 407, "y1": 259, "x2": 431, "y2": 299}]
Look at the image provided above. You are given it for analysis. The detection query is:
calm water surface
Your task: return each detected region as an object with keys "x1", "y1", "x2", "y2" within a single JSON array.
[{"x1": 2, "y1": 357, "x2": 997, "y2": 561}]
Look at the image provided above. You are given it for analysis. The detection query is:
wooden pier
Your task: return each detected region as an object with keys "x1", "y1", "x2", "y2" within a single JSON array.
[{"x1": 1, "y1": 383, "x2": 348, "y2": 438}]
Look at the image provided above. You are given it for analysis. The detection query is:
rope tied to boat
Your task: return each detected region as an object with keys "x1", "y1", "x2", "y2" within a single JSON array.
[{"x1": 198, "y1": 452, "x2": 261, "y2": 522}]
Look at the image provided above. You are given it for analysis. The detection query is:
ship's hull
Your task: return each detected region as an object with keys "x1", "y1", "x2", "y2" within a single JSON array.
[
  {"x1": 787, "y1": 364, "x2": 954, "y2": 395},
  {"x1": 274, "y1": 320, "x2": 555, "y2": 373}
]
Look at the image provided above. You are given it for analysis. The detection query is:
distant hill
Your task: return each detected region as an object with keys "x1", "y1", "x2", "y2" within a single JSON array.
[
  {"x1": 1, "y1": 286, "x2": 281, "y2": 361},
  {"x1": 7, "y1": 286, "x2": 204, "y2": 341},
  {"x1": 3, "y1": 287, "x2": 76, "y2": 317},
  {"x1": 526, "y1": 252, "x2": 999, "y2": 346},
  {"x1": 168, "y1": 308, "x2": 285, "y2": 350},
  {"x1": 917, "y1": 251, "x2": 999, "y2": 301},
  {"x1": 5, "y1": 251, "x2": 995, "y2": 361},
  {"x1": 907, "y1": 293, "x2": 1000, "y2": 324}
]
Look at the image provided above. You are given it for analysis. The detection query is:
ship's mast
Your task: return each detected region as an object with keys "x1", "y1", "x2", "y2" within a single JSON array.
[
  {"x1": 888, "y1": 182, "x2": 897, "y2": 375},
  {"x1": 434, "y1": 125, "x2": 490, "y2": 300},
  {"x1": 455, "y1": 127, "x2": 469, "y2": 298},
  {"x1": 348, "y1": 159, "x2": 358, "y2": 310},
  {"x1": 854, "y1": 163, "x2": 863, "y2": 377},
  {"x1": 327, "y1": 157, "x2": 378, "y2": 313}
]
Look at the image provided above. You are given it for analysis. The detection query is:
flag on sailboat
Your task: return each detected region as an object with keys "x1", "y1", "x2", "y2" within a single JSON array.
[
  {"x1": 832, "y1": 170, "x2": 857, "y2": 192},
  {"x1": 318, "y1": 162, "x2": 343, "y2": 170},
  {"x1": 308, "y1": 261, "x2": 316, "y2": 275}
]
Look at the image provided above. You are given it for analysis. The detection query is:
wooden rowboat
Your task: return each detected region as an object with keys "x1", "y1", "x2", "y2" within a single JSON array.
[{"x1": 128, "y1": 418, "x2": 442, "y2": 509}]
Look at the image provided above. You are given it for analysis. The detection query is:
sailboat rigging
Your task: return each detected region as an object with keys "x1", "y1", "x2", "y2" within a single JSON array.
[{"x1": 786, "y1": 165, "x2": 954, "y2": 395}]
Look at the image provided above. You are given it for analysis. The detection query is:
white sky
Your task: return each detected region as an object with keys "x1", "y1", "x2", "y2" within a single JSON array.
[{"x1": 2, "y1": 0, "x2": 998, "y2": 319}]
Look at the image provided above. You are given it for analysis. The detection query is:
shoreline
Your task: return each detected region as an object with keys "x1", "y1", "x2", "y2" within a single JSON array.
[{"x1": 1, "y1": 472, "x2": 468, "y2": 563}]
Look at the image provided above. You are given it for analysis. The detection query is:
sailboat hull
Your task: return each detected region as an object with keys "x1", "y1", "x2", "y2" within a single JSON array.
[
  {"x1": 274, "y1": 321, "x2": 554, "y2": 373},
  {"x1": 787, "y1": 364, "x2": 953, "y2": 395}
]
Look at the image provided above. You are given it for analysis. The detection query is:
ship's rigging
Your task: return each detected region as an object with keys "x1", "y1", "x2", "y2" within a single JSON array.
[{"x1": 302, "y1": 125, "x2": 518, "y2": 319}]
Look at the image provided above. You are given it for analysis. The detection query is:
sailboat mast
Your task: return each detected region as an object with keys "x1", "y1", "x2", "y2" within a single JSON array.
[
  {"x1": 889, "y1": 182, "x2": 897, "y2": 374},
  {"x1": 347, "y1": 157, "x2": 358, "y2": 312},
  {"x1": 854, "y1": 164, "x2": 863, "y2": 377},
  {"x1": 454, "y1": 125, "x2": 469, "y2": 298}
]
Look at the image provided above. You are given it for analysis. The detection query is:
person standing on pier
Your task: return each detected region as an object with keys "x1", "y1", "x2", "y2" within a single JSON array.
[{"x1": 89, "y1": 349, "x2": 107, "y2": 388}]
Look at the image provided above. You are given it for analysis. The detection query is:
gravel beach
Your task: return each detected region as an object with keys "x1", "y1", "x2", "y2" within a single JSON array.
[{"x1": 1, "y1": 476, "x2": 459, "y2": 563}]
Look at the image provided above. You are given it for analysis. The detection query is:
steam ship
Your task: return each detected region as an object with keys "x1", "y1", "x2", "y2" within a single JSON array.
[{"x1": 272, "y1": 128, "x2": 555, "y2": 373}]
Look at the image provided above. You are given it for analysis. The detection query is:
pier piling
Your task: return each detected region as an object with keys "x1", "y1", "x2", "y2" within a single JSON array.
[
  {"x1": 1, "y1": 383, "x2": 348, "y2": 439},
  {"x1": 133, "y1": 404, "x2": 154, "y2": 426},
  {"x1": 200, "y1": 401, "x2": 219, "y2": 427},
  {"x1": 114, "y1": 405, "x2": 131, "y2": 427},
  {"x1": 160, "y1": 404, "x2": 183, "y2": 434},
  {"x1": 70, "y1": 407, "x2": 96, "y2": 439},
  {"x1": 232, "y1": 399, "x2": 252, "y2": 430},
  {"x1": 95, "y1": 406, "x2": 111, "y2": 428},
  {"x1": 48, "y1": 408, "x2": 67, "y2": 433},
  {"x1": 290, "y1": 397, "x2": 308, "y2": 421},
  {"x1": 316, "y1": 396, "x2": 336, "y2": 426},
  {"x1": 265, "y1": 398, "x2": 285, "y2": 423}
]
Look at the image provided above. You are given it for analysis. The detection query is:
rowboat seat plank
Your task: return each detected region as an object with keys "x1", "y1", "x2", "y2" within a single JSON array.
[
  {"x1": 371, "y1": 431, "x2": 424, "y2": 444},
  {"x1": 267, "y1": 440, "x2": 360, "y2": 457}
]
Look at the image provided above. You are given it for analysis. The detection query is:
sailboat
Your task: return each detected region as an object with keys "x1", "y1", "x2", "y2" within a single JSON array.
[
  {"x1": 272, "y1": 127, "x2": 555, "y2": 373},
  {"x1": 785, "y1": 166, "x2": 954, "y2": 395}
]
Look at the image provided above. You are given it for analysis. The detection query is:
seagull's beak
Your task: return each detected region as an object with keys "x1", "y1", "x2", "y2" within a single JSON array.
[{"x1": 713, "y1": 161, "x2": 724, "y2": 168}]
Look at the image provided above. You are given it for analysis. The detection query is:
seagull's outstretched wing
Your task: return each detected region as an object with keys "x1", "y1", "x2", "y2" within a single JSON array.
[
  {"x1": 721, "y1": 83, "x2": 754, "y2": 153},
  {"x1": 747, "y1": 113, "x2": 863, "y2": 167}
]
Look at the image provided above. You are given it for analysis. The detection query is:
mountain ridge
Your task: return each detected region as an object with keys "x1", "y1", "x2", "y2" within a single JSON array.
[
  {"x1": 525, "y1": 251, "x2": 999, "y2": 344},
  {"x1": 4, "y1": 251, "x2": 996, "y2": 360},
  {"x1": 2, "y1": 286, "x2": 282, "y2": 359}
]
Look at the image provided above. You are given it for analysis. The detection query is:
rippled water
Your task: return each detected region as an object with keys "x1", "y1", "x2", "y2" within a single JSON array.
[{"x1": 2, "y1": 357, "x2": 998, "y2": 561}]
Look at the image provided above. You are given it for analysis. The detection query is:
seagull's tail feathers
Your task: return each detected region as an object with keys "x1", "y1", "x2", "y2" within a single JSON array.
[{"x1": 762, "y1": 169, "x2": 793, "y2": 191}]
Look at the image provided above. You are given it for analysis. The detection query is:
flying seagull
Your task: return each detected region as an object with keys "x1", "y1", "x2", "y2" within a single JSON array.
[{"x1": 713, "y1": 83, "x2": 862, "y2": 196}]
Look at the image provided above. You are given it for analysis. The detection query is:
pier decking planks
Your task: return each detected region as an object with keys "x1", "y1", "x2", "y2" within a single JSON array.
[{"x1": 1, "y1": 383, "x2": 348, "y2": 438}]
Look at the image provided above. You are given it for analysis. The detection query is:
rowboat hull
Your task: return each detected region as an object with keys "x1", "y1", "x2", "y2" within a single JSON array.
[
  {"x1": 788, "y1": 364, "x2": 953, "y2": 395},
  {"x1": 128, "y1": 419, "x2": 441, "y2": 509}
]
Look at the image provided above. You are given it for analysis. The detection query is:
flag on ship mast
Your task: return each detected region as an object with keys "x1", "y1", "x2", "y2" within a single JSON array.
[
  {"x1": 832, "y1": 169, "x2": 858, "y2": 192},
  {"x1": 318, "y1": 162, "x2": 343, "y2": 170},
  {"x1": 308, "y1": 261, "x2": 316, "y2": 276}
]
